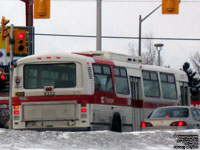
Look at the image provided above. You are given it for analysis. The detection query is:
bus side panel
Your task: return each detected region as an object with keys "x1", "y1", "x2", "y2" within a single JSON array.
[{"x1": 90, "y1": 104, "x2": 133, "y2": 132}]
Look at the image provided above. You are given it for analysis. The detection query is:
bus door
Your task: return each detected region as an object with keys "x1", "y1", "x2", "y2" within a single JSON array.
[
  {"x1": 180, "y1": 82, "x2": 189, "y2": 106},
  {"x1": 130, "y1": 76, "x2": 142, "y2": 131}
]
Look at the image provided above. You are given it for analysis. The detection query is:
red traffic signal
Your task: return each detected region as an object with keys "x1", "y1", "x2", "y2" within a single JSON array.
[
  {"x1": 18, "y1": 33, "x2": 25, "y2": 40},
  {"x1": 0, "y1": 75, "x2": 5, "y2": 81},
  {"x1": 0, "y1": 73, "x2": 6, "y2": 90},
  {"x1": 14, "y1": 29, "x2": 27, "y2": 56}
]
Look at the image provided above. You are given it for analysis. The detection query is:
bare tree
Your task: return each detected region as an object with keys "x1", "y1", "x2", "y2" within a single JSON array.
[
  {"x1": 127, "y1": 33, "x2": 164, "y2": 65},
  {"x1": 127, "y1": 42, "x2": 136, "y2": 56},
  {"x1": 142, "y1": 33, "x2": 157, "y2": 65},
  {"x1": 190, "y1": 51, "x2": 200, "y2": 76}
]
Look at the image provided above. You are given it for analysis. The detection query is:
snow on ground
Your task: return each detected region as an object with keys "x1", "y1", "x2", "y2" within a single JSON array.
[{"x1": 0, "y1": 129, "x2": 199, "y2": 150}]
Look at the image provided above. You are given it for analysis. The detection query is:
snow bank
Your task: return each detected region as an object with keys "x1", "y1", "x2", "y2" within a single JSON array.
[{"x1": 0, "y1": 129, "x2": 199, "y2": 150}]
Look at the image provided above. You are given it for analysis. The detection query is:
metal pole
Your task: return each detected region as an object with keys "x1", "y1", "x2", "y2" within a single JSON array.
[
  {"x1": 96, "y1": 0, "x2": 102, "y2": 51},
  {"x1": 28, "y1": 0, "x2": 33, "y2": 55},
  {"x1": 158, "y1": 49, "x2": 161, "y2": 66},
  {"x1": 138, "y1": 4, "x2": 162, "y2": 57},
  {"x1": 138, "y1": 15, "x2": 142, "y2": 56},
  {"x1": 21, "y1": 0, "x2": 34, "y2": 55},
  {"x1": 9, "y1": 24, "x2": 14, "y2": 129}
]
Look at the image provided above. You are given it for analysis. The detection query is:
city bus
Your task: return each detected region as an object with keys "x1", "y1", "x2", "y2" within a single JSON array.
[{"x1": 11, "y1": 51, "x2": 190, "y2": 131}]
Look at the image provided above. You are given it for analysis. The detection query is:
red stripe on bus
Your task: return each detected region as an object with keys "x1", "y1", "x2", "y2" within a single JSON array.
[
  {"x1": 133, "y1": 100, "x2": 144, "y2": 108},
  {"x1": 94, "y1": 58, "x2": 115, "y2": 66},
  {"x1": 73, "y1": 52, "x2": 93, "y2": 57},
  {"x1": 0, "y1": 93, "x2": 9, "y2": 97},
  {"x1": 158, "y1": 103, "x2": 173, "y2": 107},
  {"x1": 143, "y1": 102, "x2": 157, "y2": 109},
  {"x1": 191, "y1": 101, "x2": 200, "y2": 107},
  {"x1": 11, "y1": 94, "x2": 174, "y2": 109}
]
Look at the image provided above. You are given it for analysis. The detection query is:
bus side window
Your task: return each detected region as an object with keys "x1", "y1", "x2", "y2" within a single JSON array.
[
  {"x1": 160, "y1": 73, "x2": 177, "y2": 99},
  {"x1": 114, "y1": 67, "x2": 129, "y2": 95},
  {"x1": 142, "y1": 70, "x2": 160, "y2": 98},
  {"x1": 93, "y1": 64, "x2": 114, "y2": 93}
]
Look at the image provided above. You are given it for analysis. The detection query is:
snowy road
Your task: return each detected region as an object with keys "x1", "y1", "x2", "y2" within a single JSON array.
[{"x1": 0, "y1": 129, "x2": 199, "y2": 150}]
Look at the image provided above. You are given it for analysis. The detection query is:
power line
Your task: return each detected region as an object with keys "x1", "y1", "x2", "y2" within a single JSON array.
[
  {"x1": 49, "y1": 0, "x2": 200, "y2": 2},
  {"x1": 35, "y1": 33, "x2": 200, "y2": 41},
  {"x1": 1, "y1": 0, "x2": 200, "y2": 2},
  {"x1": 102, "y1": 0, "x2": 200, "y2": 2}
]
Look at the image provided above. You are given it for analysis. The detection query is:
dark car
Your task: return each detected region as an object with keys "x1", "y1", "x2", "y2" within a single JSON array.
[{"x1": 140, "y1": 106, "x2": 200, "y2": 131}]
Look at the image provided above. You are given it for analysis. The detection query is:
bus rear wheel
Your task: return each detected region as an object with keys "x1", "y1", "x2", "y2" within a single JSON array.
[{"x1": 111, "y1": 119, "x2": 121, "y2": 132}]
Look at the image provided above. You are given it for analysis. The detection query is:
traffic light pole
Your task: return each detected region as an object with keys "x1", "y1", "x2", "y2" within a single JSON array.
[
  {"x1": 20, "y1": 0, "x2": 34, "y2": 55},
  {"x1": 9, "y1": 24, "x2": 14, "y2": 129},
  {"x1": 28, "y1": 0, "x2": 33, "y2": 55},
  {"x1": 138, "y1": 4, "x2": 162, "y2": 56}
]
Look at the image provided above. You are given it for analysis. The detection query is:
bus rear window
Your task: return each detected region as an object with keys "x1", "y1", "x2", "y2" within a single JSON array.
[{"x1": 24, "y1": 63, "x2": 76, "y2": 89}]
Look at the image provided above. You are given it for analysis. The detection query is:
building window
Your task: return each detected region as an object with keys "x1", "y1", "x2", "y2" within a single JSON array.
[
  {"x1": 114, "y1": 67, "x2": 129, "y2": 95},
  {"x1": 160, "y1": 73, "x2": 177, "y2": 99},
  {"x1": 93, "y1": 64, "x2": 113, "y2": 93},
  {"x1": 142, "y1": 71, "x2": 160, "y2": 97}
]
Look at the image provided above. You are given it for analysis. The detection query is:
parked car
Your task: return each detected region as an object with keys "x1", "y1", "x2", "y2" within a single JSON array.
[{"x1": 140, "y1": 106, "x2": 200, "y2": 131}]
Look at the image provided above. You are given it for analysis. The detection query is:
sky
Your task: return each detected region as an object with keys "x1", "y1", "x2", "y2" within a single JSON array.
[
  {"x1": 0, "y1": 0, "x2": 200, "y2": 69},
  {"x1": 0, "y1": 128, "x2": 199, "y2": 149}
]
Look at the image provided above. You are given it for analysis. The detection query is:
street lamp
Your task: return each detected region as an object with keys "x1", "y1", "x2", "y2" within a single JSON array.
[
  {"x1": 154, "y1": 43, "x2": 164, "y2": 66},
  {"x1": 138, "y1": 4, "x2": 162, "y2": 56}
]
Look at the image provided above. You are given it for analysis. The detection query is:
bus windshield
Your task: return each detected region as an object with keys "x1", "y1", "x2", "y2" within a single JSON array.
[{"x1": 24, "y1": 63, "x2": 76, "y2": 89}]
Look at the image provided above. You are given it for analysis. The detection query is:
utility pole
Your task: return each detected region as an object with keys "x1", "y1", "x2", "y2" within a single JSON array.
[
  {"x1": 138, "y1": 15, "x2": 142, "y2": 56},
  {"x1": 96, "y1": 0, "x2": 102, "y2": 51}
]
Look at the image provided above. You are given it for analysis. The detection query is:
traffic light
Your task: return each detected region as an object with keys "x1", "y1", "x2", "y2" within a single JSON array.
[
  {"x1": 6, "y1": 27, "x2": 32, "y2": 56},
  {"x1": 0, "y1": 68, "x2": 6, "y2": 90},
  {"x1": 162, "y1": 0, "x2": 179, "y2": 14},
  {"x1": 14, "y1": 29, "x2": 27, "y2": 56},
  {"x1": 34, "y1": 0, "x2": 50, "y2": 19},
  {"x1": 1, "y1": 16, "x2": 10, "y2": 40}
]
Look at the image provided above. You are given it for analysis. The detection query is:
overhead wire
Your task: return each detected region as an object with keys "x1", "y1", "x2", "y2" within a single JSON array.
[
  {"x1": 34, "y1": 33, "x2": 200, "y2": 41},
  {"x1": 1, "y1": 0, "x2": 200, "y2": 2},
  {"x1": 2, "y1": 0, "x2": 200, "y2": 41}
]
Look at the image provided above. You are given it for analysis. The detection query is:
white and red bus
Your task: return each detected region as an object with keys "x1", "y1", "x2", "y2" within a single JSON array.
[{"x1": 12, "y1": 51, "x2": 190, "y2": 131}]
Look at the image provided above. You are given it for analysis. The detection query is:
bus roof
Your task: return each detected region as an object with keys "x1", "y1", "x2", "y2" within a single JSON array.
[{"x1": 16, "y1": 51, "x2": 188, "y2": 82}]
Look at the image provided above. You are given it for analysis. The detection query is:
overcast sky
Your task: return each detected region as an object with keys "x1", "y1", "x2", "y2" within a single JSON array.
[{"x1": 0, "y1": 0, "x2": 200, "y2": 69}]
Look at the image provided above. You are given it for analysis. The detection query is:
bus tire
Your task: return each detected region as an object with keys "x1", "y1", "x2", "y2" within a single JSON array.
[{"x1": 111, "y1": 114, "x2": 122, "y2": 132}]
